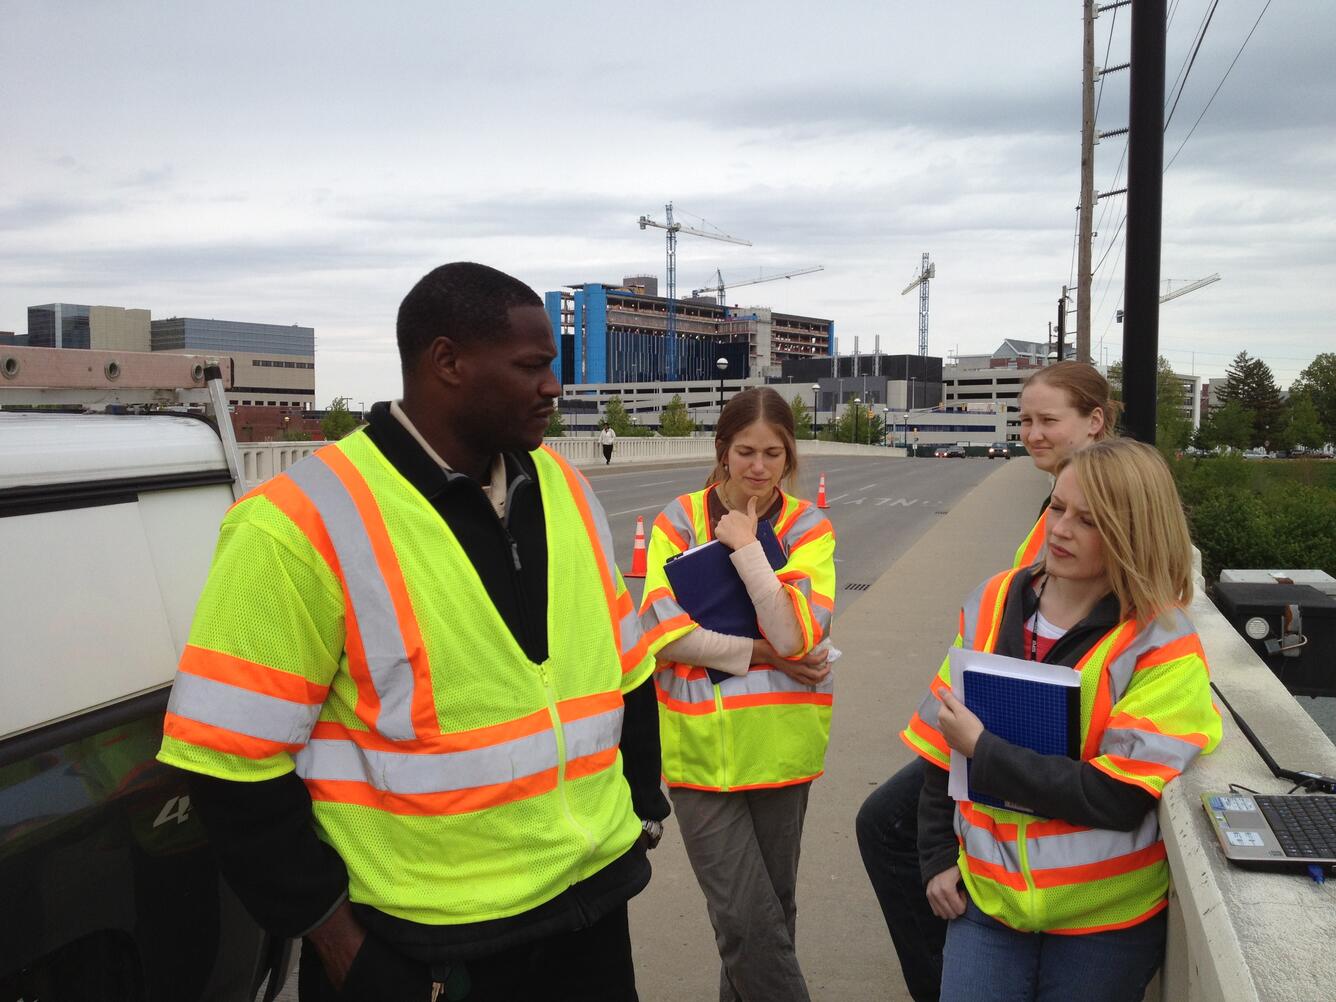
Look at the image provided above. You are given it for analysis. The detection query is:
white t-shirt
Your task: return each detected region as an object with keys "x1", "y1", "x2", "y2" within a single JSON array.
[{"x1": 599, "y1": 428, "x2": 616, "y2": 446}]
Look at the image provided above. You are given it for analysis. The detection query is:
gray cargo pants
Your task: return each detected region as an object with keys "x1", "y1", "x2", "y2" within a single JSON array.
[{"x1": 671, "y1": 783, "x2": 812, "y2": 1002}]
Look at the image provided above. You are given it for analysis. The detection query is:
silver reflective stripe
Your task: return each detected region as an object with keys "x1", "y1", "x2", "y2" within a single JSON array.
[
  {"x1": 169, "y1": 672, "x2": 321, "y2": 746},
  {"x1": 618, "y1": 609, "x2": 644, "y2": 659},
  {"x1": 915, "y1": 689, "x2": 943, "y2": 728},
  {"x1": 1103, "y1": 611, "x2": 1195, "y2": 704},
  {"x1": 563, "y1": 707, "x2": 624, "y2": 761},
  {"x1": 642, "y1": 594, "x2": 689, "y2": 633},
  {"x1": 659, "y1": 499, "x2": 698, "y2": 546},
  {"x1": 717, "y1": 666, "x2": 834, "y2": 698},
  {"x1": 1026, "y1": 811, "x2": 1160, "y2": 872},
  {"x1": 781, "y1": 504, "x2": 825, "y2": 546},
  {"x1": 1100, "y1": 727, "x2": 1203, "y2": 774},
  {"x1": 784, "y1": 575, "x2": 813, "y2": 600},
  {"x1": 285, "y1": 453, "x2": 417, "y2": 741},
  {"x1": 295, "y1": 729, "x2": 559, "y2": 792},
  {"x1": 558, "y1": 456, "x2": 618, "y2": 586},
  {"x1": 812, "y1": 602, "x2": 834, "y2": 634},
  {"x1": 957, "y1": 811, "x2": 1022, "y2": 872},
  {"x1": 656, "y1": 670, "x2": 717, "y2": 705},
  {"x1": 960, "y1": 578, "x2": 991, "y2": 651}
]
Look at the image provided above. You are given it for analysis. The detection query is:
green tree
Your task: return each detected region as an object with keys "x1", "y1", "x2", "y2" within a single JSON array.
[
  {"x1": 1283, "y1": 392, "x2": 1326, "y2": 449},
  {"x1": 790, "y1": 397, "x2": 814, "y2": 441},
  {"x1": 277, "y1": 428, "x2": 311, "y2": 442},
  {"x1": 1107, "y1": 356, "x2": 1190, "y2": 448},
  {"x1": 1197, "y1": 400, "x2": 1254, "y2": 451},
  {"x1": 603, "y1": 396, "x2": 633, "y2": 436},
  {"x1": 823, "y1": 401, "x2": 881, "y2": 444},
  {"x1": 320, "y1": 397, "x2": 360, "y2": 440},
  {"x1": 1290, "y1": 353, "x2": 1336, "y2": 441},
  {"x1": 544, "y1": 407, "x2": 565, "y2": 438},
  {"x1": 658, "y1": 395, "x2": 696, "y2": 437},
  {"x1": 1217, "y1": 351, "x2": 1283, "y2": 447}
]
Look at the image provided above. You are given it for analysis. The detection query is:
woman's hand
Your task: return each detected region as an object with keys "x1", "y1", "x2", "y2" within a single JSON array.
[
  {"x1": 926, "y1": 866, "x2": 968, "y2": 920},
  {"x1": 937, "y1": 689, "x2": 985, "y2": 757},
  {"x1": 772, "y1": 645, "x2": 831, "y2": 686},
  {"x1": 714, "y1": 495, "x2": 759, "y2": 551}
]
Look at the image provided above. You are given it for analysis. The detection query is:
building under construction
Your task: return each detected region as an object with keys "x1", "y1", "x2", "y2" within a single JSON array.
[{"x1": 545, "y1": 277, "x2": 834, "y2": 386}]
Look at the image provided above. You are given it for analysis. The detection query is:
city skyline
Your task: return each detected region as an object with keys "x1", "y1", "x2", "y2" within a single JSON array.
[{"x1": 3, "y1": 0, "x2": 1332, "y2": 404}]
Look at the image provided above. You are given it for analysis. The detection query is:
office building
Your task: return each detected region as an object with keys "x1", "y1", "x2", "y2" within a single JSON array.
[
  {"x1": 545, "y1": 280, "x2": 834, "y2": 386},
  {"x1": 151, "y1": 317, "x2": 315, "y2": 409},
  {"x1": 27, "y1": 304, "x2": 150, "y2": 352}
]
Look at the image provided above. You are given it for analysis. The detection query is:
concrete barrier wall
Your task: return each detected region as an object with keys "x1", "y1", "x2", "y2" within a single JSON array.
[{"x1": 1155, "y1": 566, "x2": 1336, "y2": 1002}]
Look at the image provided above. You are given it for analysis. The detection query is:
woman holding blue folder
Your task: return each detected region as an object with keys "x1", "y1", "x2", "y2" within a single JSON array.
[
  {"x1": 639, "y1": 387, "x2": 836, "y2": 1002},
  {"x1": 902, "y1": 438, "x2": 1221, "y2": 1002}
]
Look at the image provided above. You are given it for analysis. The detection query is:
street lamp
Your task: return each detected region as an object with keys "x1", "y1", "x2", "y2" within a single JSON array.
[
  {"x1": 853, "y1": 396, "x2": 861, "y2": 446},
  {"x1": 883, "y1": 406, "x2": 890, "y2": 447},
  {"x1": 716, "y1": 357, "x2": 729, "y2": 426},
  {"x1": 810, "y1": 383, "x2": 820, "y2": 439}
]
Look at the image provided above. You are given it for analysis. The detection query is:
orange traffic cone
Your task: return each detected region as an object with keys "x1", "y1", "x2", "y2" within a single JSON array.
[
  {"x1": 627, "y1": 515, "x2": 649, "y2": 578},
  {"x1": 816, "y1": 472, "x2": 829, "y2": 509}
]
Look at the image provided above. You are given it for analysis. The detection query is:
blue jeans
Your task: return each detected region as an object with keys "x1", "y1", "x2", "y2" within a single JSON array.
[
  {"x1": 940, "y1": 900, "x2": 1166, "y2": 1002},
  {"x1": 855, "y1": 759, "x2": 945, "y2": 1002}
]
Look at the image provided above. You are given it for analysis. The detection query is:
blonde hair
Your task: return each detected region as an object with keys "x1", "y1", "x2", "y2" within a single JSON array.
[
  {"x1": 1056, "y1": 438, "x2": 1194, "y2": 623},
  {"x1": 1023, "y1": 361, "x2": 1121, "y2": 440},
  {"x1": 706, "y1": 387, "x2": 800, "y2": 492}
]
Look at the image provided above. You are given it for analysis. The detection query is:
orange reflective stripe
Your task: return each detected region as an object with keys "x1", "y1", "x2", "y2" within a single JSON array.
[
  {"x1": 179, "y1": 645, "x2": 328, "y2": 705},
  {"x1": 163, "y1": 712, "x2": 300, "y2": 759},
  {"x1": 774, "y1": 496, "x2": 804, "y2": 537},
  {"x1": 1044, "y1": 899, "x2": 1167, "y2": 936},
  {"x1": 958, "y1": 801, "x2": 1020, "y2": 841},
  {"x1": 965, "y1": 855, "x2": 1029, "y2": 891},
  {"x1": 1082, "y1": 623, "x2": 1137, "y2": 759},
  {"x1": 906, "y1": 713, "x2": 950, "y2": 756},
  {"x1": 306, "y1": 769, "x2": 559, "y2": 817},
  {"x1": 653, "y1": 510, "x2": 689, "y2": 552},
  {"x1": 564, "y1": 745, "x2": 621, "y2": 782},
  {"x1": 654, "y1": 684, "x2": 716, "y2": 716},
  {"x1": 790, "y1": 521, "x2": 832, "y2": 552},
  {"x1": 1134, "y1": 632, "x2": 1205, "y2": 671},
  {"x1": 721, "y1": 691, "x2": 834, "y2": 711},
  {"x1": 974, "y1": 569, "x2": 1019, "y2": 651},
  {"x1": 1105, "y1": 712, "x2": 1212, "y2": 749},
  {"x1": 1017, "y1": 511, "x2": 1047, "y2": 566},
  {"x1": 309, "y1": 709, "x2": 552, "y2": 755},
  {"x1": 319, "y1": 447, "x2": 437, "y2": 739},
  {"x1": 546, "y1": 448, "x2": 623, "y2": 643},
  {"x1": 1029, "y1": 841, "x2": 1166, "y2": 889},
  {"x1": 262, "y1": 473, "x2": 341, "y2": 578}
]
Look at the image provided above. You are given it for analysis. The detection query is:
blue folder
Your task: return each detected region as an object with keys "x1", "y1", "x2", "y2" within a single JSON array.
[{"x1": 663, "y1": 519, "x2": 789, "y2": 684}]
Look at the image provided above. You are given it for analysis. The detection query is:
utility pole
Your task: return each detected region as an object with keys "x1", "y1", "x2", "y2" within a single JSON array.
[
  {"x1": 1122, "y1": 0, "x2": 1166, "y2": 445},
  {"x1": 1077, "y1": 0, "x2": 1096, "y2": 362},
  {"x1": 1057, "y1": 287, "x2": 1068, "y2": 363}
]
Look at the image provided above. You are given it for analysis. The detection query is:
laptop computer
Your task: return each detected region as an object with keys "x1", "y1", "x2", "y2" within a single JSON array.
[{"x1": 1202, "y1": 791, "x2": 1336, "y2": 866}]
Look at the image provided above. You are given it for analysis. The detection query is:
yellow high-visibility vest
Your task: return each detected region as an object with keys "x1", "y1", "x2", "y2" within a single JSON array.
[
  {"x1": 160, "y1": 433, "x2": 652, "y2": 925},
  {"x1": 640, "y1": 486, "x2": 836, "y2": 792},
  {"x1": 902, "y1": 567, "x2": 1221, "y2": 934},
  {"x1": 1014, "y1": 507, "x2": 1048, "y2": 568}
]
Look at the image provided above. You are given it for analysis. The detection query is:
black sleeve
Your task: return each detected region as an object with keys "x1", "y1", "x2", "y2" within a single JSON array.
[
  {"x1": 970, "y1": 731, "x2": 1157, "y2": 831},
  {"x1": 185, "y1": 769, "x2": 349, "y2": 939},
  {"x1": 917, "y1": 762, "x2": 960, "y2": 886},
  {"x1": 619, "y1": 676, "x2": 670, "y2": 823}
]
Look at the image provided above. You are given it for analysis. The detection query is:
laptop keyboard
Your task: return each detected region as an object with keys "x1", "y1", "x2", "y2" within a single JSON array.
[{"x1": 1256, "y1": 795, "x2": 1336, "y2": 858}]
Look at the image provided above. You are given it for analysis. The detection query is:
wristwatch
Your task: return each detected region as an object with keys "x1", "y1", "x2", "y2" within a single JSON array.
[{"x1": 640, "y1": 818, "x2": 664, "y2": 850}]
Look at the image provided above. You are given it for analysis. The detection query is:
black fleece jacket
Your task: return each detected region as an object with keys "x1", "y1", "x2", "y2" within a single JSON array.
[
  {"x1": 918, "y1": 566, "x2": 1157, "y2": 885},
  {"x1": 186, "y1": 402, "x2": 668, "y2": 962}
]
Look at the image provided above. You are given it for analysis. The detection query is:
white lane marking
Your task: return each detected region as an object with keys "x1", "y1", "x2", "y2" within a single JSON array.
[
  {"x1": 607, "y1": 503, "x2": 665, "y2": 517},
  {"x1": 824, "y1": 493, "x2": 850, "y2": 504},
  {"x1": 855, "y1": 483, "x2": 880, "y2": 492},
  {"x1": 875, "y1": 498, "x2": 921, "y2": 507}
]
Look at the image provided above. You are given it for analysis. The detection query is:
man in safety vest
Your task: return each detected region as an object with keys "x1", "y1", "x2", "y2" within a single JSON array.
[{"x1": 158, "y1": 262, "x2": 667, "y2": 1000}]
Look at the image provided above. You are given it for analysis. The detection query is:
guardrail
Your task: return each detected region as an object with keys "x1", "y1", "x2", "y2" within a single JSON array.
[{"x1": 1154, "y1": 556, "x2": 1336, "y2": 1001}]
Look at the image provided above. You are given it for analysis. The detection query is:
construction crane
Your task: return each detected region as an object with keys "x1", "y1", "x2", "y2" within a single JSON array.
[
  {"x1": 1159, "y1": 273, "x2": 1221, "y2": 304},
  {"x1": 638, "y1": 203, "x2": 751, "y2": 379},
  {"x1": 691, "y1": 265, "x2": 825, "y2": 307},
  {"x1": 900, "y1": 252, "x2": 935, "y2": 357}
]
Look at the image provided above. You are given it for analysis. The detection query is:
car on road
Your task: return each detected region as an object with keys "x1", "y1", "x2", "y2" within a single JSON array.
[
  {"x1": 1242, "y1": 447, "x2": 1270, "y2": 460},
  {"x1": 987, "y1": 442, "x2": 1012, "y2": 459},
  {"x1": 934, "y1": 444, "x2": 966, "y2": 458}
]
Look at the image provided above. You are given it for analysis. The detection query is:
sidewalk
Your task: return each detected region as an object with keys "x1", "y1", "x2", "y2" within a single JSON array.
[{"x1": 629, "y1": 457, "x2": 1051, "y2": 999}]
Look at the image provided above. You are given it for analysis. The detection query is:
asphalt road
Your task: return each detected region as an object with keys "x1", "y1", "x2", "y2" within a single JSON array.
[{"x1": 585, "y1": 454, "x2": 1002, "y2": 617}]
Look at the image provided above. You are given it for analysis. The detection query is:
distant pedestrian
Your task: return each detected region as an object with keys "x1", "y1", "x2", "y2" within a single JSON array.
[{"x1": 600, "y1": 423, "x2": 617, "y2": 464}]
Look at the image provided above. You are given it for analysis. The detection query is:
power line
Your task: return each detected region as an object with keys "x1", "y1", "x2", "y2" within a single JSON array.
[
  {"x1": 1165, "y1": 0, "x2": 1216, "y2": 118},
  {"x1": 1094, "y1": 3, "x2": 1119, "y2": 124},
  {"x1": 1091, "y1": 214, "x2": 1126, "y2": 276},
  {"x1": 1165, "y1": 0, "x2": 1220, "y2": 131},
  {"x1": 1165, "y1": 0, "x2": 1274, "y2": 172}
]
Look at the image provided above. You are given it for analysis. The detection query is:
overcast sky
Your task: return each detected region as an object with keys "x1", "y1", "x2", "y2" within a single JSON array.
[{"x1": 3, "y1": 0, "x2": 1331, "y2": 403}]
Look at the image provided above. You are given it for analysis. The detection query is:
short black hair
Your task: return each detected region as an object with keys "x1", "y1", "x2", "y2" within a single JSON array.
[{"x1": 396, "y1": 262, "x2": 543, "y2": 372}]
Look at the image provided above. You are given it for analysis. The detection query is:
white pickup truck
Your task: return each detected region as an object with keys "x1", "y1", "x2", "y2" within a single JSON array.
[{"x1": 0, "y1": 346, "x2": 293, "y2": 1001}]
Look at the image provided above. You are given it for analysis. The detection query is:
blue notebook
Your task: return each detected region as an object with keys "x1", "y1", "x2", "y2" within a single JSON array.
[
  {"x1": 664, "y1": 519, "x2": 788, "y2": 684},
  {"x1": 946, "y1": 648, "x2": 1081, "y2": 815}
]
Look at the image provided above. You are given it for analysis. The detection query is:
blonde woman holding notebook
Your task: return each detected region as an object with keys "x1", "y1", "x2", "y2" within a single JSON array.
[
  {"x1": 639, "y1": 387, "x2": 836, "y2": 1002},
  {"x1": 902, "y1": 438, "x2": 1220, "y2": 1002}
]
